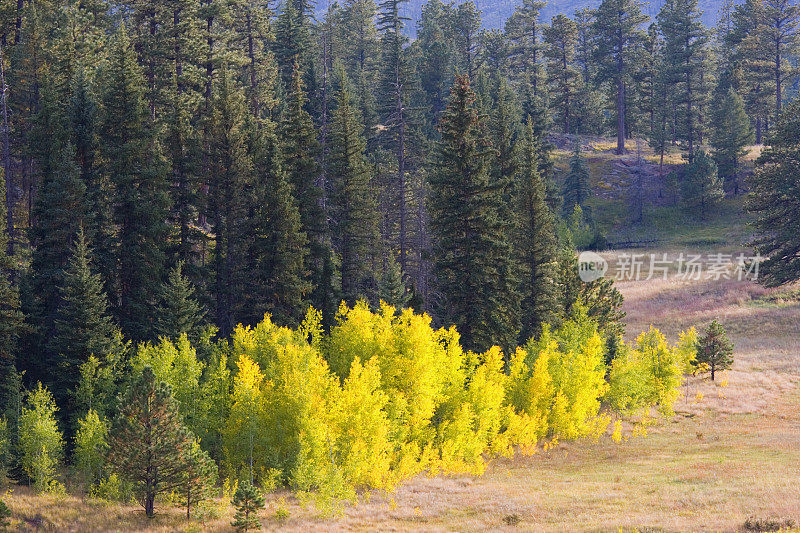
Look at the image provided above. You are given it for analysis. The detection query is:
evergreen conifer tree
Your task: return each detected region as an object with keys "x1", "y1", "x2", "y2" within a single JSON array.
[
  {"x1": 108, "y1": 367, "x2": 193, "y2": 518},
  {"x1": 100, "y1": 27, "x2": 171, "y2": 342},
  {"x1": 696, "y1": 319, "x2": 734, "y2": 380},
  {"x1": 48, "y1": 228, "x2": 119, "y2": 431},
  {"x1": 710, "y1": 86, "x2": 754, "y2": 195},
  {"x1": 329, "y1": 69, "x2": 380, "y2": 304},
  {"x1": 231, "y1": 481, "x2": 264, "y2": 531},
  {"x1": 153, "y1": 262, "x2": 206, "y2": 343},
  {"x1": 562, "y1": 145, "x2": 593, "y2": 215}
]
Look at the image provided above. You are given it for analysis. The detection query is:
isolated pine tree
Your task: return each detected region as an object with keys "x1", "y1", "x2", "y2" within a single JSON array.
[
  {"x1": 231, "y1": 481, "x2": 264, "y2": 531},
  {"x1": 48, "y1": 228, "x2": 119, "y2": 430},
  {"x1": 100, "y1": 27, "x2": 171, "y2": 342},
  {"x1": 696, "y1": 319, "x2": 734, "y2": 380},
  {"x1": 710, "y1": 87, "x2": 753, "y2": 195},
  {"x1": 153, "y1": 262, "x2": 205, "y2": 343},
  {"x1": 329, "y1": 69, "x2": 380, "y2": 304},
  {"x1": 518, "y1": 121, "x2": 560, "y2": 342},
  {"x1": 109, "y1": 367, "x2": 193, "y2": 518},
  {"x1": 562, "y1": 146, "x2": 592, "y2": 215}
]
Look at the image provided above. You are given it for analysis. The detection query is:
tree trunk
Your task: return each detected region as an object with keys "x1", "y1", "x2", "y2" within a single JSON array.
[{"x1": 0, "y1": 43, "x2": 13, "y2": 256}]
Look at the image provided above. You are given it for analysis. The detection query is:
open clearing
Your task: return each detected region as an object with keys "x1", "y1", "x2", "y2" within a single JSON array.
[{"x1": 6, "y1": 252, "x2": 800, "y2": 532}]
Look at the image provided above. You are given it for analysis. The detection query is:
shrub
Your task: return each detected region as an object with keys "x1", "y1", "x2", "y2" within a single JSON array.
[{"x1": 90, "y1": 473, "x2": 134, "y2": 503}]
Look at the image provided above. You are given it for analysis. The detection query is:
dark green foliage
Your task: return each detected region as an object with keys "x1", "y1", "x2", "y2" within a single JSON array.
[
  {"x1": 748, "y1": 98, "x2": 800, "y2": 286},
  {"x1": 183, "y1": 440, "x2": 218, "y2": 521},
  {"x1": 681, "y1": 150, "x2": 723, "y2": 217},
  {"x1": 280, "y1": 62, "x2": 338, "y2": 325},
  {"x1": 329, "y1": 69, "x2": 380, "y2": 304},
  {"x1": 379, "y1": 253, "x2": 409, "y2": 309},
  {"x1": 100, "y1": 27, "x2": 171, "y2": 342},
  {"x1": 48, "y1": 228, "x2": 119, "y2": 433},
  {"x1": 562, "y1": 146, "x2": 592, "y2": 215},
  {"x1": 517, "y1": 121, "x2": 561, "y2": 342},
  {"x1": 592, "y1": 0, "x2": 648, "y2": 154},
  {"x1": 244, "y1": 119, "x2": 309, "y2": 327},
  {"x1": 0, "y1": 184, "x2": 21, "y2": 420},
  {"x1": 711, "y1": 87, "x2": 754, "y2": 195},
  {"x1": 695, "y1": 319, "x2": 733, "y2": 380},
  {"x1": 428, "y1": 75, "x2": 519, "y2": 352},
  {"x1": 108, "y1": 367, "x2": 193, "y2": 518},
  {"x1": 231, "y1": 481, "x2": 264, "y2": 532},
  {"x1": 0, "y1": 499, "x2": 9, "y2": 528},
  {"x1": 153, "y1": 263, "x2": 205, "y2": 343},
  {"x1": 207, "y1": 69, "x2": 252, "y2": 336}
]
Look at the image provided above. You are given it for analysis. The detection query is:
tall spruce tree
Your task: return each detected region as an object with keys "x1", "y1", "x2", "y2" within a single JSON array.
[
  {"x1": 281, "y1": 62, "x2": 338, "y2": 325},
  {"x1": 100, "y1": 27, "x2": 171, "y2": 342},
  {"x1": 329, "y1": 69, "x2": 380, "y2": 304},
  {"x1": 48, "y1": 228, "x2": 119, "y2": 433},
  {"x1": 428, "y1": 74, "x2": 517, "y2": 352},
  {"x1": 710, "y1": 86, "x2": 754, "y2": 195},
  {"x1": 748, "y1": 98, "x2": 800, "y2": 286},
  {"x1": 517, "y1": 120, "x2": 560, "y2": 342},
  {"x1": 562, "y1": 145, "x2": 593, "y2": 215},
  {"x1": 25, "y1": 77, "x2": 88, "y2": 384}
]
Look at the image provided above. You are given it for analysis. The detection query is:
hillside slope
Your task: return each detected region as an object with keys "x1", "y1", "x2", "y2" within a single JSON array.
[{"x1": 394, "y1": 0, "x2": 724, "y2": 34}]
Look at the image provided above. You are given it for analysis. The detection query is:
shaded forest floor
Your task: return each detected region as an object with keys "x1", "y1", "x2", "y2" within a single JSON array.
[{"x1": 5, "y1": 138, "x2": 800, "y2": 532}]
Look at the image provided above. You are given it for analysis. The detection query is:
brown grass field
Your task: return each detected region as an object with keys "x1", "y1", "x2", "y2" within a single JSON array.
[{"x1": 4, "y1": 251, "x2": 800, "y2": 532}]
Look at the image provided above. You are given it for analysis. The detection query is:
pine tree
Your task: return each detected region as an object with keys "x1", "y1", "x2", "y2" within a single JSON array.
[
  {"x1": 696, "y1": 319, "x2": 734, "y2": 380},
  {"x1": 70, "y1": 70, "x2": 117, "y2": 305},
  {"x1": 710, "y1": 87, "x2": 754, "y2": 195},
  {"x1": 182, "y1": 439, "x2": 217, "y2": 521},
  {"x1": 48, "y1": 228, "x2": 119, "y2": 432},
  {"x1": 562, "y1": 145, "x2": 593, "y2": 215},
  {"x1": 108, "y1": 367, "x2": 193, "y2": 518},
  {"x1": 231, "y1": 481, "x2": 264, "y2": 532},
  {"x1": 657, "y1": 0, "x2": 709, "y2": 160},
  {"x1": 329, "y1": 69, "x2": 380, "y2": 304},
  {"x1": 543, "y1": 14, "x2": 580, "y2": 134},
  {"x1": 761, "y1": 0, "x2": 799, "y2": 117},
  {"x1": 428, "y1": 74, "x2": 517, "y2": 352},
  {"x1": 506, "y1": 0, "x2": 546, "y2": 91},
  {"x1": 281, "y1": 62, "x2": 338, "y2": 325},
  {"x1": 25, "y1": 77, "x2": 88, "y2": 384},
  {"x1": 747, "y1": 98, "x2": 800, "y2": 286},
  {"x1": 681, "y1": 150, "x2": 723, "y2": 218},
  {"x1": 517, "y1": 121, "x2": 560, "y2": 342},
  {"x1": 207, "y1": 69, "x2": 252, "y2": 336},
  {"x1": 153, "y1": 262, "x2": 206, "y2": 342},
  {"x1": 592, "y1": 0, "x2": 648, "y2": 154},
  {"x1": 100, "y1": 27, "x2": 171, "y2": 342}
]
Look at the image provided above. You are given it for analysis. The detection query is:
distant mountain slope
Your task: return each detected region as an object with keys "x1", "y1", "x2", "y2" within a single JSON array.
[{"x1": 394, "y1": 0, "x2": 724, "y2": 35}]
